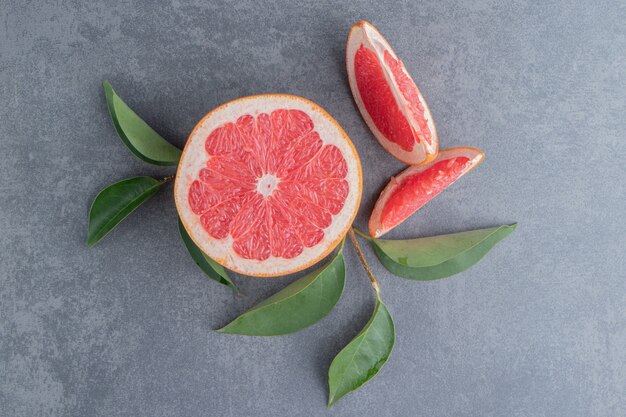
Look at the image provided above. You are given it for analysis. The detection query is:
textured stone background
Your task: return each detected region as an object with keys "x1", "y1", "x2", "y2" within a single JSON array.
[{"x1": 1, "y1": 1, "x2": 624, "y2": 416}]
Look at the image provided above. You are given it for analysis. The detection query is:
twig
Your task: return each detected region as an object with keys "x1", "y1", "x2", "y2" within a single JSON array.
[
  {"x1": 347, "y1": 229, "x2": 380, "y2": 294},
  {"x1": 352, "y1": 227, "x2": 372, "y2": 240}
]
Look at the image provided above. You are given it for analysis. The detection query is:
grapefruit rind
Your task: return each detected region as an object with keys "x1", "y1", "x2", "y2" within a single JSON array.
[
  {"x1": 346, "y1": 20, "x2": 438, "y2": 165},
  {"x1": 369, "y1": 147, "x2": 484, "y2": 238},
  {"x1": 175, "y1": 94, "x2": 362, "y2": 277}
]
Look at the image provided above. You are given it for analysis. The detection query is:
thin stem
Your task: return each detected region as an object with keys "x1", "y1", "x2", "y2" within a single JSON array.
[
  {"x1": 352, "y1": 227, "x2": 372, "y2": 240},
  {"x1": 347, "y1": 229, "x2": 380, "y2": 294},
  {"x1": 337, "y1": 235, "x2": 346, "y2": 253}
]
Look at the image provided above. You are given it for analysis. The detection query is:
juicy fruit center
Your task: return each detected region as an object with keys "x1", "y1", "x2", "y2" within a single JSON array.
[
  {"x1": 187, "y1": 109, "x2": 349, "y2": 262},
  {"x1": 382, "y1": 157, "x2": 470, "y2": 228},
  {"x1": 354, "y1": 44, "x2": 432, "y2": 151},
  {"x1": 383, "y1": 51, "x2": 432, "y2": 146},
  {"x1": 355, "y1": 45, "x2": 415, "y2": 152},
  {"x1": 257, "y1": 174, "x2": 279, "y2": 197}
]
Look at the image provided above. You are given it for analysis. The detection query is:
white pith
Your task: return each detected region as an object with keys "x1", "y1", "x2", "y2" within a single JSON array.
[
  {"x1": 369, "y1": 148, "x2": 484, "y2": 238},
  {"x1": 346, "y1": 21, "x2": 438, "y2": 165},
  {"x1": 257, "y1": 174, "x2": 279, "y2": 197},
  {"x1": 175, "y1": 95, "x2": 362, "y2": 277}
]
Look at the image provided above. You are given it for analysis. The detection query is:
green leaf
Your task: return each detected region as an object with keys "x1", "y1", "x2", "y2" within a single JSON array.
[
  {"x1": 103, "y1": 80, "x2": 181, "y2": 165},
  {"x1": 87, "y1": 176, "x2": 166, "y2": 246},
  {"x1": 217, "y1": 241, "x2": 346, "y2": 336},
  {"x1": 370, "y1": 224, "x2": 517, "y2": 281},
  {"x1": 177, "y1": 218, "x2": 238, "y2": 291},
  {"x1": 327, "y1": 293, "x2": 395, "y2": 407}
]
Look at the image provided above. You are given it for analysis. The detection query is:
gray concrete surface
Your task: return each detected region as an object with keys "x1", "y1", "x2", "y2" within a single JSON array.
[{"x1": 1, "y1": 1, "x2": 624, "y2": 416}]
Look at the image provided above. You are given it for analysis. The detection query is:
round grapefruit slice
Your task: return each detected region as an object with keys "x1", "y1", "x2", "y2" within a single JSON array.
[
  {"x1": 369, "y1": 147, "x2": 484, "y2": 238},
  {"x1": 175, "y1": 95, "x2": 362, "y2": 277},
  {"x1": 346, "y1": 21, "x2": 438, "y2": 165}
]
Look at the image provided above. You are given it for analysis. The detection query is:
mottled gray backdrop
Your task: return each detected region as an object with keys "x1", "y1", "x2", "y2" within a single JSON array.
[{"x1": 1, "y1": 1, "x2": 624, "y2": 416}]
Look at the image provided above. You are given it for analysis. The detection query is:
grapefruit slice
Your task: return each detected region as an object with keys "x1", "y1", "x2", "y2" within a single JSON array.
[
  {"x1": 175, "y1": 95, "x2": 362, "y2": 277},
  {"x1": 346, "y1": 21, "x2": 438, "y2": 165},
  {"x1": 369, "y1": 147, "x2": 484, "y2": 238}
]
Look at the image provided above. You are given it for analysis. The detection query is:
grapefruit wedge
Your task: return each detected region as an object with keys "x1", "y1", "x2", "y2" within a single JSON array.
[
  {"x1": 175, "y1": 95, "x2": 362, "y2": 277},
  {"x1": 347, "y1": 21, "x2": 438, "y2": 165},
  {"x1": 369, "y1": 147, "x2": 484, "y2": 238}
]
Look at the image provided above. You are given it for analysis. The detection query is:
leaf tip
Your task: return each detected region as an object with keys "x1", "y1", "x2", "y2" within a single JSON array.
[
  {"x1": 102, "y1": 80, "x2": 115, "y2": 98},
  {"x1": 86, "y1": 234, "x2": 98, "y2": 247},
  {"x1": 327, "y1": 391, "x2": 343, "y2": 408},
  {"x1": 502, "y1": 223, "x2": 518, "y2": 235},
  {"x1": 215, "y1": 325, "x2": 236, "y2": 334}
]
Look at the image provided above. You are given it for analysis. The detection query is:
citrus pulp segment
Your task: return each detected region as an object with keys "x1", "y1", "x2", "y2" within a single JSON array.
[
  {"x1": 369, "y1": 147, "x2": 484, "y2": 238},
  {"x1": 346, "y1": 20, "x2": 438, "y2": 165}
]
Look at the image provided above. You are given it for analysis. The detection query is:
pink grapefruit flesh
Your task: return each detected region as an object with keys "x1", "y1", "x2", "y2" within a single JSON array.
[
  {"x1": 369, "y1": 147, "x2": 484, "y2": 238},
  {"x1": 347, "y1": 21, "x2": 438, "y2": 165},
  {"x1": 175, "y1": 95, "x2": 362, "y2": 277}
]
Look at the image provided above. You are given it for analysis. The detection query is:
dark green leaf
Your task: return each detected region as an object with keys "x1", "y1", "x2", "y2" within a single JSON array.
[
  {"x1": 327, "y1": 293, "x2": 394, "y2": 407},
  {"x1": 217, "y1": 241, "x2": 346, "y2": 336},
  {"x1": 177, "y1": 218, "x2": 238, "y2": 291},
  {"x1": 370, "y1": 224, "x2": 517, "y2": 281},
  {"x1": 103, "y1": 80, "x2": 181, "y2": 165},
  {"x1": 87, "y1": 176, "x2": 165, "y2": 246}
]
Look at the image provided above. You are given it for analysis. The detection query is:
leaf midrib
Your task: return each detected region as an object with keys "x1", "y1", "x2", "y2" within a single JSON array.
[
  {"x1": 329, "y1": 301, "x2": 382, "y2": 402},
  {"x1": 376, "y1": 225, "x2": 513, "y2": 268},
  {"x1": 89, "y1": 180, "x2": 162, "y2": 245},
  {"x1": 251, "y1": 250, "x2": 342, "y2": 312}
]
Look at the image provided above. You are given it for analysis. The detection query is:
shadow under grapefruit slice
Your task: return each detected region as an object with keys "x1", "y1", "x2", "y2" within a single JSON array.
[
  {"x1": 347, "y1": 21, "x2": 438, "y2": 165},
  {"x1": 175, "y1": 95, "x2": 362, "y2": 277},
  {"x1": 369, "y1": 147, "x2": 484, "y2": 238}
]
